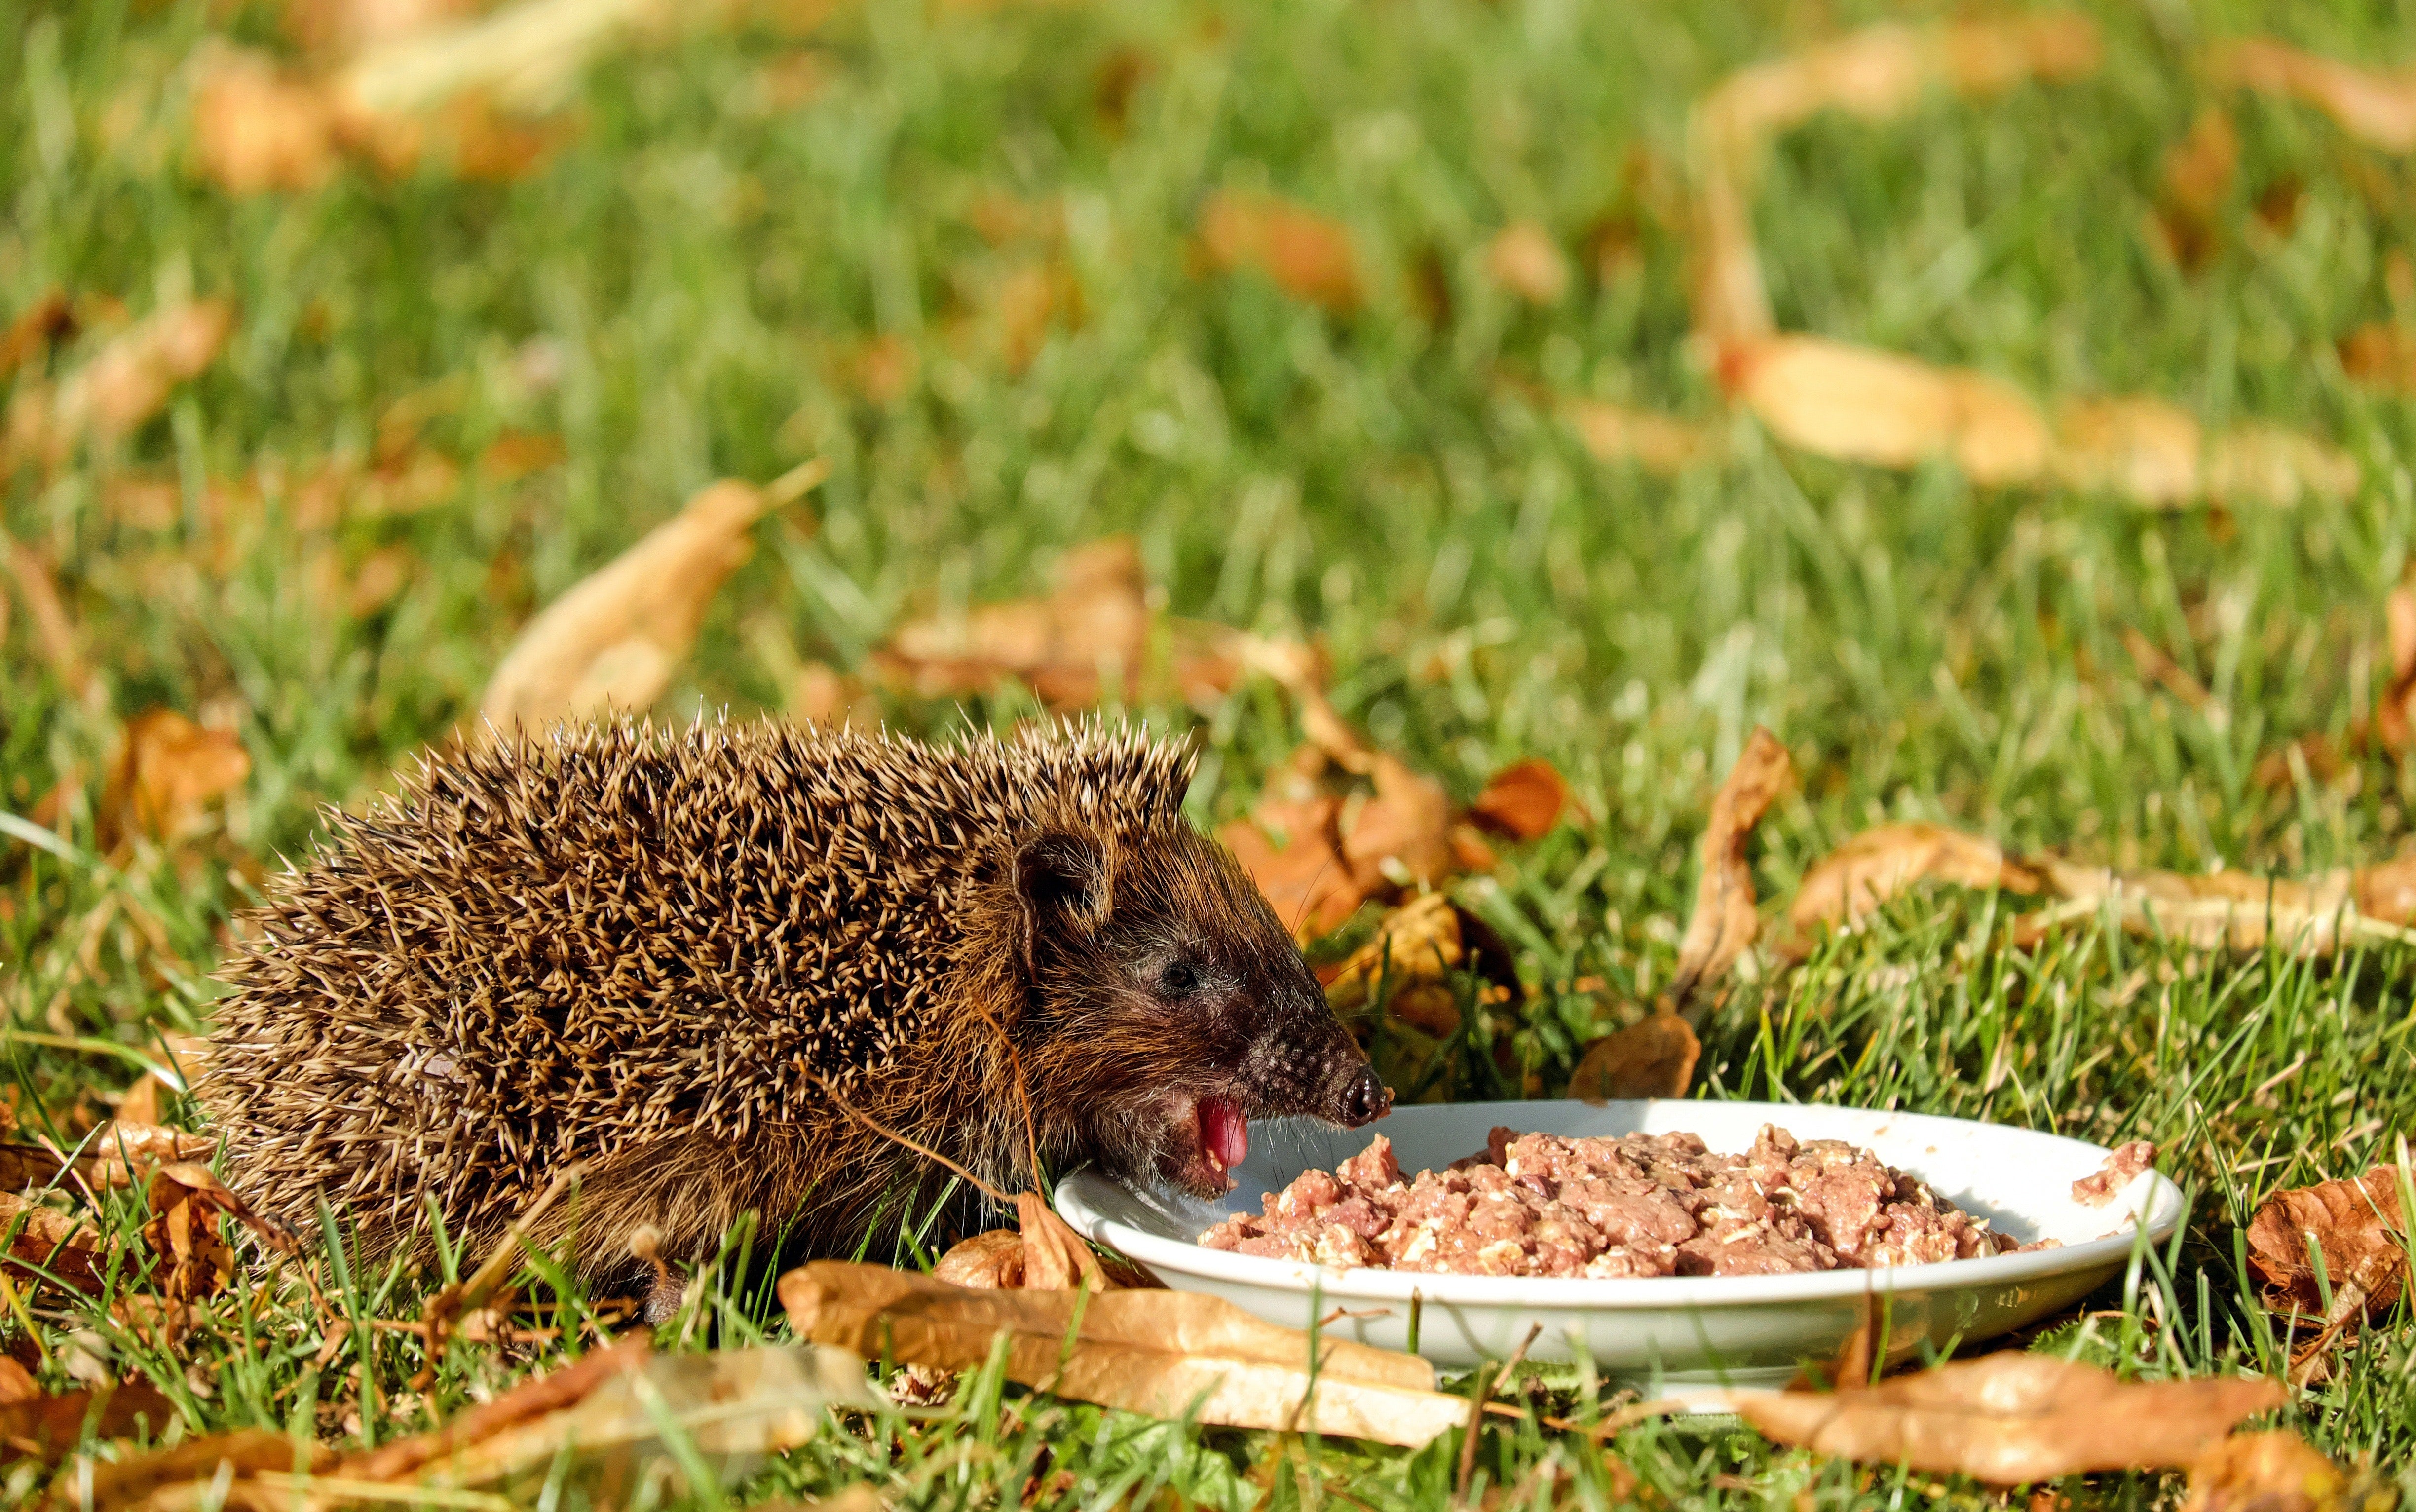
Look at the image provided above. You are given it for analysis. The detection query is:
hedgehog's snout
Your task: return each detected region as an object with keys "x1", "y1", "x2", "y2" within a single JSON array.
[{"x1": 1331, "y1": 1063, "x2": 1389, "y2": 1128}]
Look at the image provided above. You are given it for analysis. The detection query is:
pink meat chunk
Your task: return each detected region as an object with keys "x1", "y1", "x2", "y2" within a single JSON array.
[{"x1": 2071, "y1": 1141, "x2": 2157, "y2": 1207}]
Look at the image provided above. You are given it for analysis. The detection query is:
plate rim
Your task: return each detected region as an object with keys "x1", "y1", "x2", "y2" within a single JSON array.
[{"x1": 1055, "y1": 1098, "x2": 2189, "y2": 1309}]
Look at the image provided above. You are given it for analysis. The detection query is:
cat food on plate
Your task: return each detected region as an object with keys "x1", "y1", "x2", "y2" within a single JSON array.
[{"x1": 1200, "y1": 1123, "x2": 2058, "y2": 1279}]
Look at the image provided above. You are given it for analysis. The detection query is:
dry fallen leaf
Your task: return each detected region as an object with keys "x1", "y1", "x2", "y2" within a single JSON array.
[
  {"x1": 1197, "y1": 189, "x2": 1364, "y2": 314},
  {"x1": 1787, "y1": 822, "x2": 2046, "y2": 944},
  {"x1": 2210, "y1": 38, "x2": 2416, "y2": 154},
  {"x1": 0, "y1": 1192, "x2": 108, "y2": 1298},
  {"x1": 144, "y1": 1161, "x2": 300, "y2": 1310},
  {"x1": 1466, "y1": 758, "x2": 1572, "y2": 841},
  {"x1": 2340, "y1": 323, "x2": 2416, "y2": 393},
  {"x1": 874, "y1": 537, "x2": 1150, "y2": 706},
  {"x1": 101, "y1": 710, "x2": 250, "y2": 849},
  {"x1": 1567, "y1": 1012, "x2": 1700, "y2": 1102},
  {"x1": 1689, "y1": 14, "x2": 2099, "y2": 343},
  {"x1": 1342, "y1": 754, "x2": 1459, "y2": 895},
  {"x1": 1669, "y1": 726, "x2": 1793, "y2": 1005},
  {"x1": 191, "y1": 46, "x2": 346, "y2": 194},
  {"x1": 2182, "y1": 1431, "x2": 2351, "y2": 1512},
  {"x1": 480, "y1": 463, "x2": 825, "y2": 736},
  {"x1": 1324, "y1": 893, "x2": 1486, "y2": 1018},
  {"x1": 2015, "y1": 851, "x2": 2416, "y2": 956},
  {"x1": 0, "y1": 1381, "x2": 180, "y2": 1468},
  {"x1": 2245, "y1": 1164, "x2": 2410, "y2": 1329},
  {"x1": 1738, "y1": 1354, "x2": 2286, "y2": 1482},
  {"x1": 2148, "y1": 108, "x2": 2239, "y2": 272},
  {"x1": 4, "y1": 301, "x2": 235, "y2": 469},
  {"x1": 1221, "y1": 787, "x2": 1361, "y2": 938},
  {"x1": 0, "y1": 291, "x2": 76, "y2": 384},
  {"x1": 1724, "y1": 334, "x2": 2052, "y2": 484},
  {"x1": 782, "y1": 1261, "x2": 1467, "y2": 1447},
  {"x1": 932, "y1": 1230, "x2": 1027, "y2": 1290},
  {"x1": 2051, "y1": 397, "x2": 2358, "y2": 509},
  {"x1": 1485, "y1": 223, "x2": 1570, "y2": 305}
]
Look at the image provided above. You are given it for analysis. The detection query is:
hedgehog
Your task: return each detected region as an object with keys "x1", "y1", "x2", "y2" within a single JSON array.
[{"x1": 202, "y1": 719, "x2": 1387, "y2": 1317}]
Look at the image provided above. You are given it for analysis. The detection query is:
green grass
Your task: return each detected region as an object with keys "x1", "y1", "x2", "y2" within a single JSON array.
[{"x1": 7, "y1": 0, "x2": 2416, "y2": 1504}]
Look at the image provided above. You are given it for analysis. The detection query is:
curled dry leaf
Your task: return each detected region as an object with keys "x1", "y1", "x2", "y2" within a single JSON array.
[
  {"x1": 1014, "y1": 1190, "x2": 1111, "y2": 1292},
  {"x1": 0, "y1": 291, "x2": 76, "y2": 384},
  {"x1": 2015, "y1": 851, "x2": 2416, "y2": 956},
  {"x1": 1220, "y1": 782, "x2": 1360, "y2": 938},
  {"x1": 1343, "y1": 754, "x2": 1458, "y2": 894},
  {"x1": 2182, "y1": 1431, "x2": 2352, "y2": 1512},
  {"x1": 2148, "y1": 109, "x2": 2239, "y2": 272},
  {"x1": 480, "y1": 464, "x2": 825, "y2": 737},
  {"x1": 2340, "y1": 323, "x2": 2416, "y2": 393},
  {"x1": 1567, "y1": 1013, "x2": 1700, "y2": 1102},
  {"x1": 781, "y1": 1261, "x2": 1467, "y2": 1447},
  {"x1": 191, "y1": 46, "x2": 346, "y2": 194},
  {"x1": 101, "y1": 710, "x2": 250, "y2": 849},
  {"x1": 1689, "y1": 14, "x2": 2098, "y2": 343},
  {"x1": 1196, "y1": 189, "x2": 1364, "y2": 314},
  {"x1": 3, "y1": 301, "x2": 234, "y2": 469},
  {"x1": 874, "y1": 537, "x2": 1149, "y2": 707},
  {"x1": 0, "y1": 1382, "x2": 180, "y2": 1469},
  {"x1": 1787, "y1": 822, "x2": 2044, "y2": 944},
  {"x1": 2210, "y1": 38, "x2": 2416, "y2": 154},
  {"x1": 932, "y1": 1230, "x2": 1027, "y2": 1290},
  {"x1": 0, "y1": 1191, "x2": 107, "y2": 1296},
  {"x1": 1668, "y1": 726, "x2": 1792, "y2": 1006},
  {"x1": 1484, "y1": 223, "x2": 1570, "y2": 305},
  {"x1": 2244, "y1": 1164, "x2": 2410, "y2": 1320},
  {"x1": 1737, "y1": 1354, "x2": 2286, "y2": 1482},
  {"x1": 1466, "y1": 757, "x2": 1572, "y2": 841},
  {"x1": 144, "y1": 1161, "x2": 300, "y2": 1309}
]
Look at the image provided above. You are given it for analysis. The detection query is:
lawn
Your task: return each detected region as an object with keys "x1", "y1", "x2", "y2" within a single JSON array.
[{"x1": 4, "y1": 0, "x2": 2416, "y2": 1506}]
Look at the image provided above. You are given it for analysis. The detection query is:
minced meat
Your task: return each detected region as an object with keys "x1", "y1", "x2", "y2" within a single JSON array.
[
  {"x1": 1199, "y1": 1125, "x2": 2051, "y2": 1278},
  {"x1": 2071, "y1": 1140, "x2": 2156, "y2": 1207}
]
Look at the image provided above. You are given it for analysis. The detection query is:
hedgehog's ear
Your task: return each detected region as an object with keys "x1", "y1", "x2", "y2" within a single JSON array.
[{"x1": 1015, "y1": 831, "x2": 1109, "y2": 971}]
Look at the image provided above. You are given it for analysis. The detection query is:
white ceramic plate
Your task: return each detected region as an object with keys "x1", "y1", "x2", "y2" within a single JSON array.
[{"x1": 1056, "y1": 1099, "x2": 2184, "y2": 1383}]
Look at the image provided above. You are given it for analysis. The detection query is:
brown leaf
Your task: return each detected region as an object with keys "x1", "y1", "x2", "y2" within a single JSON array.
[
  {"x1": 143, "y1": 1161, "x2": 299, "y2": 1308},
  {"x1": 1014, "y1": 1190, "x2": 1111, "y2": 1292},
  {"x1": 1560, "y1": 398, "x2": 1713, "y2": 475},
  {"x1": 1484, "y1": 222, "x2": 1570, "y2": 305},
  {"x1": 1737, "y1": 1355, "x2": 2286, "y2": 1482},
  {"x1": 480, "y1": 464, "x2": 826, "y2": 735},
  {"x1": 0, "y1": 1382, "x2": 180, "y2": 1468},
  {"x1": 1220, "y1": 792, "x2": 1364, "y2": 939},
  {"x1": 931, "y1": 1230, "x2": 1026, "y2": 1290},
  {"x1": 1725, "y1": 335, "x2": 2054, "y2": 486},
  {"x1": 2340, "y1": 323, "x2": 2416, "y2": 393},
  {"x1": 2182, "y1": 1431, "x2": 2351, "y2": 1512},
  {"x1": 874, "y1": 537, "x2": 1148, "y2": 705},
  {"x1": 781, "y1": 1261, "x2": 1466, "y2": 1446},
  {"x1": 1568, "y1": 1012, "x2": 1701, "y2": 1101},
  {"x1": 191, "y1": 46, "x2": 345, "y2": 194},
  {"x1": 1341, "y1": 754, "x2": 1458, "y2": 894},
  {"x1": 2014, "y1": 853, "x2": 2416, "y2": 956},
  {"x1": 340, "y1": 1334, "x2": 654, "y2": 1482},
  {"x1": 1787, "y1": 822, "x2": 2046, "y2": 942},
  {"x1": 1197, "y1": 190, "x2": 1364, "y2": 314},
  {"x1": 1322, "y1": 892, "x2": 1470, "y2": 1017},
  {"x1": 0, "y1": 1192, "x2": 107, "y2": 1297},
  {"x1": 0, "y1": 291, "x2": 76, "y2": 384},
  {"x1": 2148, "y1": 109, "x2": 2239, "y2": 273},
  {"x1": 4, "y1": 301, "x2": 234, "y2": 469},
  {"x1": 1669, "y1": 726, "x2": 1792, "y2": 1006},
  {"x1": 1467, "y1": 758, "x2": 1572, "y2": 840},
  {"x1": 79, "y1": 1119, "x2": 218, "y2": 1189},
  {"x1": 75, "y1": 1426, "x2": 330, "y2": 1506},
  {"x1": 101, "y1": 710, "x2": 250, "y2": 848},
  {"x1": 2051, "y1": 397, "x2": 2357, "y2": 509},
  {"x1": 0, "y1": 1358, "x2": 34, "y2": 1407},
  {"x1": 2210, "y1": 39, "x2": 2416, "y2": 154},
  {"x1": 2245, "y1": 1165, "x2": 2410, "y2": 1318}
]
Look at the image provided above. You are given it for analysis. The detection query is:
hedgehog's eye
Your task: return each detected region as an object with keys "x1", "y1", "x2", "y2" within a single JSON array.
[{"x1": 1159, "y1": 959, "x2": 1202, "y2": 998}]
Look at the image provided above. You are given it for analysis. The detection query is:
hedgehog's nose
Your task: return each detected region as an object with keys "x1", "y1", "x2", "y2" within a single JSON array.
[{"x1": 1332, "y1": 1064, "x2": 1390, "y2": 1128}]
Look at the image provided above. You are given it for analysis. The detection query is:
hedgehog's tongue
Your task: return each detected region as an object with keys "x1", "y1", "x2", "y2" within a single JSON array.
[{"x1": 1199, "y1": 1096, "x2": 1249, "y2": 1176}]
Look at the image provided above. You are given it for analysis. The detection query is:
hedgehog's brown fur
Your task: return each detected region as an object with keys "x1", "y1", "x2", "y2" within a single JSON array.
[{"x1": 203, "y1": 718, "x2": 1379, "y2": 1306}]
